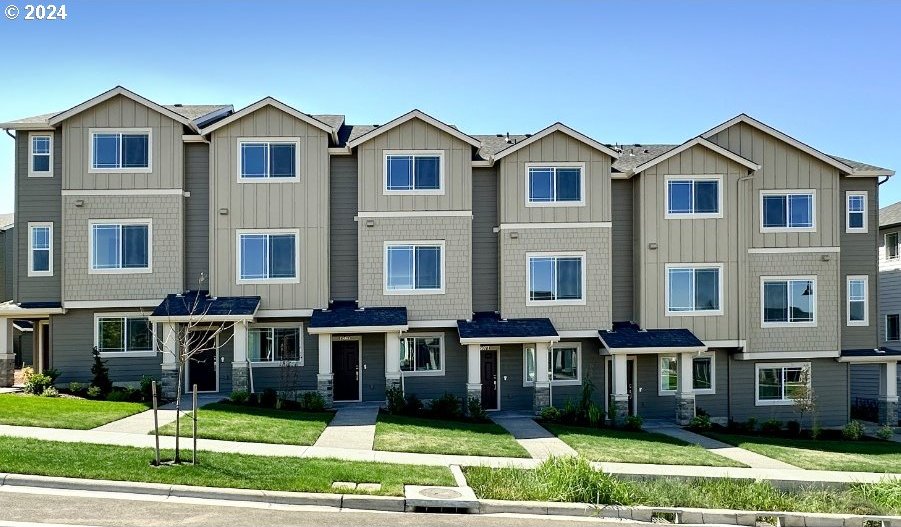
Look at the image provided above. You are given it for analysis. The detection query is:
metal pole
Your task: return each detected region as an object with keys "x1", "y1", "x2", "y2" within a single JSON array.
[
  {"x1": 192, "y1": 383, "x2": 198, "y2": 465},
  {"x1": 151, "y1": 381, "x2": 160, "y2": 466}
]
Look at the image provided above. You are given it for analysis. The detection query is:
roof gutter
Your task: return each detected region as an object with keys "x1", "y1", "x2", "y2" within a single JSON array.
[{"x1": 4, "y1": 129, "x2": 13, "y2": 140}]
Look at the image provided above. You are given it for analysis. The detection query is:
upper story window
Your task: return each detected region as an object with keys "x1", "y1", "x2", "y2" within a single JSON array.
[
  {"x1": 239, "y1": 138, "x2": 300, "y2": 182},
  {"x1": 384, "y1": 242, "x2": 444, "y2": 294},
  {"x1": 248, "y1": 325, "x2": 302, "y2": 364},
  {"x1": 761, "y1": 277, "x2": 816, "y2": 327},
  {"x1": 665, "y1": 175, "x2": 722, "y2": 218},
  {"x1": 756, "y1": 362, "x2": 810, "y2": 406},
  {"x1": 90, "y1": 129, "x2": 151, "y2": 172},
  {"x1": 665, "y1": 264, "x2": 723, "y2": 316},
  {"x1": 846, "y1": 192, "x2": 867, "y2": 233},
  {"x1": 95, "y1": 314, "x2": 154, "y2": 357},
  {"x1": 384, "y1": 151, "x2": 443, "y2": 194},
  {"x1": 761, "y1": 190, "x2": 815, "y2": 232},
  {"x1": 90, "y1": 220, "x2": 151, "y2": 274},
  {"x1": 527, "y1": 252, "x2": 585, "y2": 305},
  {"x1": 885, "y1": 232, "x2": 900, "y2": 261},
  {"x1": 526, "y1": 163, "x2": 585, "y2": 206},
  {"x1": 237, "y1": 230, "x2": 299, "y2": 283},
  {"x1": 28, "y1": 133, "x2": 52, "y2": 177},
  {"x1": 400, "y1": 334, "x2": 444, "y2": 375},
  {"x1": 27, "y1": 222, "x2": 52, "y2": 277},
  {"x1": 886, "y1": 314, "x2": 900, "y2": 342},
  {"x1": 847, "y1": 275, "x2": 868, "y2": 326},
  {"x1": 523, "y1": 343, "x2": 582, "y2": 386}
]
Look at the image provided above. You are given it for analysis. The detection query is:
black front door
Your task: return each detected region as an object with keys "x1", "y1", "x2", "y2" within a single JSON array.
[
  {"x1": 480, "y1": 348, "x2": 498, "y2": 410},
  {"x1": 332, "y1": 340, "x2": 360, "y2": 401},
  {"x1": 187, "y1": 330, "x2": 217, "y2": 392}
]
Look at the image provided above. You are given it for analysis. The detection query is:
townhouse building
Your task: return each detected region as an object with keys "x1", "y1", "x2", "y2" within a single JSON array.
[{"x1": 0, "y1": 86, "x2": 894, "y2": 426}]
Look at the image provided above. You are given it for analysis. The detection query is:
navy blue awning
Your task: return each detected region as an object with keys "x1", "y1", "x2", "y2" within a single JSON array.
[
  {"x1": 308, "y1": 301, "x2": 407, "y2": 334},
  {"x1": 599, "y1": 322, "x2": 705, "y2": 353},
  {"x1": 838, "y1": 348, "x2": 901, "y2": 362},
  {"x1": 150, "y1": 290, "x2": 259, "y2": 320},
  {"x1": 457, "y1": 312, "x2": 558, "y2": 343}
]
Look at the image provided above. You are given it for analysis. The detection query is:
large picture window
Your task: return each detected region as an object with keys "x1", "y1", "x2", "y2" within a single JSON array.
[
  {"x1": 239, "y1": 139, "x2": 299, "y2": 181},
  {"x1": 385, "y1": 242, "x2": 444, "y2": 293},
  {"x1": 666, "y1": 176, "x2": 721, "y2": 218},
  {"x1": 400, "y1": 334, "x2": 444, "y2": 375},
  {"x1": 95, "y1": 314, "x2": 154, "y2": 356},
  {"x1": 666, "y1": 264, "x2": 722, "y2": 315},
  {"x1": 90, "y1": 221, "x2": 151, "y2": 273},
  {"x1": 90, "y1": 129, "x2": 150, "y2": 171},
  {"x1": 761, "y1": 191, "x2": 815, "y2": 231},
  {"x1": 237, "y1": 230, "x2": 299, "y2": 283},
  {"x1": 384, "y1": 151, "x2": 442, "y2": 193},
  {"x1": 762, "y1": 277, "x2": 816, "y2": 326},
  {"x1": 756, "y1": 363, "x2": 810, "y2": 406},
  {"x1": 247, "y1": 326, "x2": 302, "y2": 364},
  {"x1": 527, "y1": 164, "x2": 584, "y2": 205},
  {"x1": 527, "y1": 253, "x2": 585, "y2": 305}
]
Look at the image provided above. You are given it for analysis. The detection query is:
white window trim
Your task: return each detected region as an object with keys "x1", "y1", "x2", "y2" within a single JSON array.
[
  {"x1": 522, "y1": 342, "x2": 583, "y2": 387},
  {"x1": 759, "y1": 189, "x2": 816, "y2": 233},
  {"x1": 846, "y1": 275, "x2": 869, "y2": 327},
  {"x1": 400, "y1": 332, "x2": 446, "y2": 377},
  {"x1": 88, "y1": 219, "x2": 153, "y2": 275},
  {"x1": 88, "y1": 128, "x2": 153, "y2": 173},
  {"x1": 526, "y1": 251, "x2": 587, "y2": 307},
  {"x1": 236, "y1": 137, "x2": 302, "y2": 183},
  {"x1": 27, "y1": 222, "x2": 53, "y2": 277},
  {"x1": 664, "y1": 174, "x2": 724, "y2": 219},
  {"x1": 664, "y1": 263, "x2": 724, "y2": 316},
  {"x1": 28, "y1": 132, "x2": 53, "y2": 178},
  {"x1": 93, "y1": 312, "x2": 157, "y2": 358},
  {"x1": 524, "y1": 162, "x2": 587, "y2": 207},
  {"x1": 885, "y1": 232, "x2": 900, "y2": 261},
  {"x1": 235, "y1": 229, "x2": 301, "y2": 285},
  {"x1": 845, "y1": 191, "x2": 868, "y2": 233},
  {"x1": 658, "y1": 352, "x2": 716, "y2": 396},
  {"x1": 760, "y1": 276, "x2": 817, "y2": 328},
  {"x1": 247, "y1": 322, "x2": 304, "y2": 367},
  {"x1": 754, "y1": 362, "x2": 811, "y2": 406},
  {"x1": 886, "y1": 314, "x2": 900, "y2": 342},
  {"x1": 383, "y1": 240, "x2": 446, "y2": 295},
  {"x1": 382, "y1": 150, "x2": 445, "y2": 195}
]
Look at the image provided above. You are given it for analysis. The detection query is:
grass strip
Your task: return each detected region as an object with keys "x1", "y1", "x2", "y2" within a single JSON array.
[
  {"x1": 0, "y1": 394, "x2": 149, "y2": 429},
  {"x1": 374, "y1": 413, "x2": 529, "y2": 457}
]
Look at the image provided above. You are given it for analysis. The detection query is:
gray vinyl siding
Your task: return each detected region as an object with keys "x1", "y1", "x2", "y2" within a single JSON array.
[
  {"x1": 15, "y1": 130, "x2": 62, "y2": 303},
  {"x1": 634, "y1": 350, "x2": 729, "y2": 421},
  {"x1": 728, "y1": 358, "x2": 848, "y2": 428},
  {"x1": 840, "y1": 177, "x2": 878, "y2": 349},
  {"x1": 184, "y1": 143, "x2": 210, "y2": 290},
  {"x1": 361, "y1": 333, "x2": 386, "y2": 402},
  {"x1": 850, "y1": 363, "x2": 879, "y2": 400},
  {"x1": 3, "y1": 228, "x2": 12, "y2": 300},
  {"x1": 611, "y1": 179, "x2": 633, "y2": 322},
  {"x1": 401, "y1": 329, "x2": 466, "y2": 401},
  {"x1": 329, "y1": 155, "x2": 358, "y2": 300},
  {"x1": 879, "y1": 225, "x2": 901, "y2": 346},
  {"x1": 549, "y1": 339, "x2": 604, "y2": 408},
  {"x1": 472, "y1": 167, "x2": 499, "y2": 312},
  {"x1": 14, "y1": 329, "x2": 33, "y2": 368},
  {"x1": 242, "y1": 322, "x2": 319, "y2": 394},
  {"x1": 499, "y1": 344, "x2": 532, "y2": 411}
]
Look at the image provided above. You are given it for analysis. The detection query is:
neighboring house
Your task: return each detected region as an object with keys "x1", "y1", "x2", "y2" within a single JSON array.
[{"x1": 0, "y1": 86, "x2": 894, "y2": 427}]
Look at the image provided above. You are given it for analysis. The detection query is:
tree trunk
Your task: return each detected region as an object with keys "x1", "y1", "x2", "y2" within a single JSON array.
[{"x1": 174, "y1": 362, "x2": 184, "y2": 463}]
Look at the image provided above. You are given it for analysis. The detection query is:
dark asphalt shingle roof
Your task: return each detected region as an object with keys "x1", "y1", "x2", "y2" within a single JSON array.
[
  {"x1": 310, "y1": 301, "x2": 407, "y2": 329},
  {"x1": 830, "y1": 155, "x2": 892, "y2": 173},
  {"x1": 841, "y1": 348, "x2": 901, "y2": 358},
  {"x1": 162, "y1": 104, "x2": 231, "y2": 122},
  {"x1": 151, "y1": 290, "x2": 260, "y2": 317},
  {"x1": 312, "y1": 114, "x2": 345, "y2": 130},
  {"x1": 880, "y1": 202, "x2": 901, "y2": 228},
  {"x1": 457, "y1": 312, "x2": 557, "y2": 339},
  {"x1": 599, "y1": 322, "x2": 705, "y2": 350}
]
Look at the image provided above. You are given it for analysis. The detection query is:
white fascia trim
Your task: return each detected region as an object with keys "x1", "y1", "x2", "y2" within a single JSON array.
[
  {"x1": 492, "y1": 122, "x2": 620, "y2": 160},
  {"x1": 408, "y1": 320, "x2": 458, "y2": 328},
  {"x1": 459, "y1": 336, "x2": 560, "y2": 345},
  {"x1": 48, "y1": 86, "x2": 199, "y2": 132},
  {"x1": 0, "y1": 123, "x2": 55, "y2": 131},
  {"x1": 356, "y1": 211, "x2": 472, "y2": 218},
  {"x1": 147, "y1": 314, "x2": 253, "y2": 323},
  {"x1": 849, "y1": 169, "x2": 895, "y2": 177},
  {"x1": 182, "y1": 135, "x2": 208, "y2": 143},
  {"x1": 630, "y1": 137, "x2": 760, "y2": 176},
  {"x1": 605, "y1": 346, "x2": 707, "y2": 355},
  {"x1": 256, "y1": 309, "x2": 314, "y2": 318},
  {"x1": 557, "y1": 330, "x2": 602, "y2": 338},
  {"x1": 307, "y1": 324, "x2": 409, "y2": 335},
  {"x1": 496, "y1": 222, "x2": 611, "y2": 230},
  {"x1": 346, "y1": 109, "x2": 482, "y2": 149},
  {"x1": 62, "y1": 189, "x2": 184, "y2": 196},
  {"x1": 748, "y1": 247, "x2": 840, "y2": 254},
  {"x1": 735, "y1": 350, "x2": 839, "y2": 360},
  {"x1": 704, "y1": 339, "x2": 747, "y2": 348},
  {"x1": 0, "y1": 305, "x2": 65, "y2": 316},
  {"x1": 200, "y1": 97, "x2": 336, "y2": 142},
  {"x1": 472, "y1": 160, "x2": 493, "y2": 167},
  {"x1": 65, "y1": 300, "x2": 161, "y2": 309},
  {"x1": 837, "y1": 355, "x2": 901, "y2": 363},
  {"x1": 328, "y1": 147, "x2": 352, "y2": 155}
]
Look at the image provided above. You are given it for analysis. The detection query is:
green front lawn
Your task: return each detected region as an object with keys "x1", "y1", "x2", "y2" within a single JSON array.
[
  {"x1": 0, "y1": 394, "x2": 149, "y2": 429},
  {"x1": 0, "y1": 436, "x2": 453, "y2": 496},
  {"x1": 708, "y1": 432, "x2": 901, "y2": 473},
  {"x1": 374, "y1": 414, "x2": 529, "y2": 457},
  {"x1": 544, "y1": 424, "x2": 745, "y2": 467},
  {"x1": 158, "y1": 403, "x2": 332, "y2": 446}
]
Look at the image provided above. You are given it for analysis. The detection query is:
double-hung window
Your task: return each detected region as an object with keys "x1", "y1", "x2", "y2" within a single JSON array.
[
  {"x1": 756, "y1": 363, "x2": 810, "y2": 406},
  {"x1": 90, "y1": 129, "x2": 150, "y2": 171},
  {"x1": 847, "y1": 275, "x2": 868, "y2": 326},
  {"x1": 886, "y1": 314, "x2": 900, "y2": 342},
  {"x1": 526, "y1": 163, "x2": 584, "y2": 206},
  {"x1": 527, "y1": 253, "x2": 585, "y2": 305},
  {"x1": 665, "y1": 264, "x2": 722, "y2": 315},
  {"x1": 523, "y1": 343, "x2": 581, "y2": 386},
  {"x1": 761, "y1": 190, "x2": 815, "y2": 231},
  {"x1": 95, "y1": 314, "x2": 154, "y2": 356},
  {"x1": 239, "y1": 138, "x2": 299, "y2": 181},
  {"x1": 665, "y1": 176, "x2": 721, "y2": 218},
  {"x1": 659, "y1": 354, "x2": 715, "y2": 395},
  {"x1": 761, "y1": 277, "x2": 816, "y2": 327},
  {"x1": 886, "y1": 232, "x2": 900, "y2": 261},
  {"x1": 846, "y1": 192, "x2": 867, "y2": 233},
  {"x1": 28, "y1": 222, "x2": 52, "y2": 277},
  {"x1": 385, "y1": 242, "x2": 444, "y2": 294},
  {"x1": 247, "y1": 326, "x2": 302, "y2": 364},
  {"x1": 90, "y1": 220, "x2": 151, "y2": 273},
  {"x1": 29, "y1": 133, "x2": 52, "y2": 177},
  {"x1": 400, "y1": 334, "x2": 444, "y2": 375},
  {"x1": 237, "y1": 230, "x2": 299, "y2": 283},
  {"x1": 384, "y1": 151, "x2": 442, "y2": 193}
]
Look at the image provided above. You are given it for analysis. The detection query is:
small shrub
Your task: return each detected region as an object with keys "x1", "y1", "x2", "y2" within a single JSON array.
[
  {"x1": 744, "y1": 417, "x2": 758, "y2": 433},
  {"x1": 760, "y1": 419, "x2": 782, "y2": 435},
  {"x1": 560, "y1": 399, "x2": 579, "y2": 425},
  {"x1": 23, "y1": 373, "x2": 54, "y2": 395},
  {"x1": 786, "y1": 420, "x2": 802, "y2": 436},
  {"x1": 39, "y1": 386, "x2": 59, "y2": 398},
  {"x1": 385, "y1": 385, "x2": 404, "y2": 415},
  {"x1": 539, "y1": 406, "x2": 560, "y2": 422},
  {"x1": 843, "y1": 420, "x2": 864, "y2": 441},
  {"x1": 809, "y1": 421, "x2": 822, "y2": 440},
  {"x1": 229, "y1": 390, "x2": 250, "y2": 404},
  {"x1": 90, "y1": 347, "x2": 112, "y2": 396},
  {"x1": 259, "y1": 388, "x2": 278, "y2": 408},
  {"x1": 20, "y1": 366, "x2": 34, "y2": 381},
  {"x1": 86, "y1": 385, "x2": 103, "y2": 399},
  {"x1": 586, "y1": 402, "x2": 603, "y2": 427},
  {"x1": 467, "y1": 396, "x2": 488, "y2": 422},
  {"x1": 876, "y1": 425, "x2": 895, "y2": 441},
  {"x1": 688, "y1": 414, "x2": 712, "y2": 432},
  {"x1": 429, "y1": 392, "x2": 462, "y2": 420},
  {"x1": 44, "y1": 368, "x2": 61, "y2": 383},
  {"x1": 624, "y1": 415, "x2": 643, "y2": 431},
  {"x1": 404, "y1": 393, "x2": 423, "y2": 416},
  {"x1": 139, "y1": 375, "x2": 156, "y2": 402},
  {"x1": 301, "y1": 391, "x2": 326, "y2": 412},
  {"x1": 67, "y1": 381, "x2": 87, "y2": 395},
  {"x1": 105, "y1": 389, "x2": 132, "y2": 402}
]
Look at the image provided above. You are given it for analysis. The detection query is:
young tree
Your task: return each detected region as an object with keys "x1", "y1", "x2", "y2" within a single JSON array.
[{"x1": 790, "y1": 366, "x2": 816, "y2": 433}]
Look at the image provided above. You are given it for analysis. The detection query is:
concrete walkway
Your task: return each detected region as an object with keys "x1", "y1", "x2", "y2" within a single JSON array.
[
  {"x1": 92, "y1": 394, "x2": 224, "y2": 434},
  {"x1": 313, "y1": 405, "x2": 379, "y2": 450},
  {"x1": 490, "y1": 415, "x2": 576, "y2": 459},
  {"x1": 645, "y1": 424, "x2": 797, "y2": 469}
]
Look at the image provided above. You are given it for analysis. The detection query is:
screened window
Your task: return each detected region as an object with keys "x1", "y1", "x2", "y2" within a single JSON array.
[
  {"x1": 385, "y1": 153, "x2": 441, "y2": 191},
  {"x1": 886, "y1": 314, "x2": 900, "y2": 342},
  {"x1": 846, "y1": 193, "x2": 867, "y2": 232},
  {"x1": 91, "y1": 131, "x2": 150, "y2": 170},
  {"x1": 400, "y1": 335, "x2": 443, "y2": 374},
  {"x1": 96, "y1": 316, "x2": 153, "y2": 354},
  {"x1": 659, "y1": 355, "x2": 714, "y2": 394},
  {"x1": 666, "y1": 266, "x2": 721, "y2": 314},
  {"x1": 28, "y1": 223, "x2": 52, "y2": 277},
  {"x1": 30, "y1": 134, "x2": 52, "y2": 176},
  {"x1": 247, "y1": 327, "x2": 302, "y2": 363},
  {"x1": 886, "y1": 232, "x2": 900, "y2": 260},
  {"x1": 527, "y1": 165, "x2": 583, "y2": 204},
  {"x1": 762, "y1": 278, "x2": 815, "y2": 325},
  {"x1": 91, "y1": 222, "x2": 150, "y2": 271},
  {"x1": 762, "y1": 192, "x2": 814, "y2": 230},
  {"x1": 666, "y1": 177, "x2": 720, "y2": 216},
  {"x1": 239, "y1": 140, "x2": 298, "y2": 180},
  {"x1": 385, "y1": 244, "x2": 443, "y2": 292},
  {"x1": 847, "y1": 276, "x2": 868, "y2": 326},
  {"x1": 756, "y1": 364, "x2": 809, "y2": 405},
  {"x1": 528, "y1": 254, "x2": 584, "y2": 303},
  {"x1": 238, "y1": 232, "x2": 297, "y2": 281},
  {"x1": 523, "y1": 344, "x2": 581, "y2": 385}
]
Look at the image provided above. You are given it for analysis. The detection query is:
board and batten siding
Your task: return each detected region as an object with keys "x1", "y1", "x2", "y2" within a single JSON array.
[
  {"x1": 840, "y1": 177, "x2": 879, "y2": 349},
  {"x1": 184, "y1": 143, "x2": 210, "y2": 289},
  {"x1": 61, "y1": 95, "x2": 184, "y2": 190},
  {"x1": 472, "y1": 167, "x2": 499, "y2": 312},
  {"x1": 329, "y1": 155, "x2": 358, "y2": 300},
  {"x1": 611, "y1": 179, "x2": 633, "y2": 322},
  {"x1": 208, "y1": 105, "x2": 330, "y2": 310},
  {"x1": 356, "y1": 118, "x2": 472, "y2": 212}
]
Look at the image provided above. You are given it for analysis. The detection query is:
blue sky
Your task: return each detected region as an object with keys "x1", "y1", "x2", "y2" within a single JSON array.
[{"x1": 0, "y1": 0, "x2": 899, "y2": 214}]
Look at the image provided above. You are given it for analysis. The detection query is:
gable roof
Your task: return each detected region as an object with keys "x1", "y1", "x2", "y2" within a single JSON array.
[
  {"x1": 490, "y1": 122, "x2": 621, "y2": 161},
  {"x1": 599, "y1": 322, "x2": 706, "y2": 352},
  {"x1": 199, "y1": 97, "x2": 338, "y2": 143},
  {"x1": 880, "y1": 202, "x2": 901, "y2": 229},
  {"x1": 626, "y1": 136, "x2": 760, "y2": 176},
  {"x1": 830, "y1": 155, "x2": 894, "y2": 177},
  {"x1": 47, "y1": 86, "x2": 202, "y2": 132},
  {"x1": 345, "y1": 109, "x2": 482, "y2": 149}
]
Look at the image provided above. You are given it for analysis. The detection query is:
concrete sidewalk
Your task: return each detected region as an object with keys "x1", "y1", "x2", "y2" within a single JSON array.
[
  {"x1": 490, "y1": 415, "x2": 576, "y2": 459},
  {"x1": 645, "y1": 424, "x2": 797, "y2": 470},
  {"x1": 92, "y1": 394, "x2": 224, "y2": 434},
  {"x1": 313, "y1": 405, "x2": 379, "y2": 450}
]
